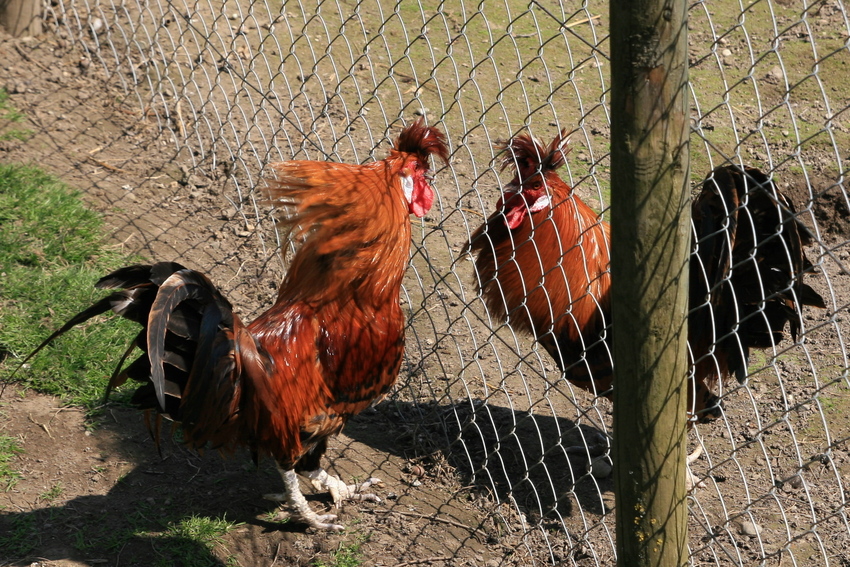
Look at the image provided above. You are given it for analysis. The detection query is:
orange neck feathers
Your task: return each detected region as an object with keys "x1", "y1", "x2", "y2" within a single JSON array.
[{"x1": 266, "y1": 119, "x2": 448, "y2": 310}]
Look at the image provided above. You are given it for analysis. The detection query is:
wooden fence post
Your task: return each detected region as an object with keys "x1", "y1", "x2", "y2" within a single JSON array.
[
  {"x1": 0, "y1": 0, "x2": 41, "y2": 37},
  {"x1": 609, "y1": 0, "x2": 691, "y2": 564}
]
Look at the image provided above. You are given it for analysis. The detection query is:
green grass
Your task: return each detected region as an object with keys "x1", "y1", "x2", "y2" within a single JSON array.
[
  {"x1": 0, "y1": 434, "x2": 22, "y2": 491},
  {"x1": 147, "y1": 514, "x2": 243, "y2": 567},
  {"x1": 38, "y1": 482, "x2": 63, "y2": 503},
  {"x1": 68, "y1": 505, "x2": 243, "y2": 566},
  {"x1": 164, "y1": 514, "x2": 241, "y2": 543},
  {"x1": 0, "y1": 513, "x2": 38, "y2": 557},
  {"x1": 0, "y1": 163, "x2": 137, "y2": 409},
  {"x1": 313, "y1": 532, "x2": 371, "y2": 567},
  {"x1": 71, "y1": 507, "x2": 148, "y2": 553},
  {"x1": 0, "y1": 88, "x2": 31, "y2": 141}
]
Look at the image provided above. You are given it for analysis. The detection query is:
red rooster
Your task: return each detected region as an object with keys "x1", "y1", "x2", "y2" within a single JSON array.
[
  {"x1": 25, "y1": 118, "x2": 449, "y2": 531},
  {"x1": 466, "y1": 130, "x2": 824, "y2": 475}
]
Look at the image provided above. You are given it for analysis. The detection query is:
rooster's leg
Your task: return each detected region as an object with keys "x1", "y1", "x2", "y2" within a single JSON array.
[
  {"x1": 305, "y1": 468, "x2": 383, "y2": 505},
  {"x1": 265, "y1": 466, "x2": 344, "y2": 531},
  {"x1": 686, "y1": 444, "x2": 706, "y2": 491}
]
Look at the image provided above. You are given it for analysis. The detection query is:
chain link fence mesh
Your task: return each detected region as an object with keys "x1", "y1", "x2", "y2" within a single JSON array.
[{"x1": 10, "y1": 0, "x2": 850, "y2": 564}]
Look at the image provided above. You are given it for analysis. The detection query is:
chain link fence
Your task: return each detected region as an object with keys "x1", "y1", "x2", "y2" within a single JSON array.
[{"x1": 10, "y1": 0, "x2": 850, "y2": 564}]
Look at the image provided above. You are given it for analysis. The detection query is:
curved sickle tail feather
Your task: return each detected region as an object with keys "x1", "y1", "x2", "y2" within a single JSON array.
[
  {"x1": 8, "y1": 262, "x2": 190, "y2": 383},
  {"x1": 14, "y1": 262, "x2": 261, "y2": 451},
  {"x1": 145, "y1": 269, "x2": 237, "y2": 411}
]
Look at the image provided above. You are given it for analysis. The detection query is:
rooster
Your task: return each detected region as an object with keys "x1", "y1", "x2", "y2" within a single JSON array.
[
  {"x1": 23, "y1": 118, "x2": 449, "y2": 531},
  {"x1": 465, "y1": 129, "x2": 824, "y2": 481}
]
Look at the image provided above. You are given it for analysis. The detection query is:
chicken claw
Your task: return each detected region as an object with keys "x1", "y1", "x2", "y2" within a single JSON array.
[
  {"x1": 306, "y1": 468, "x2": 383, "y2": 504},
  {"x1": 264, "y1": 496, "x2": 343, "y2": 531},
  {"x1": 266, "y1": 467, "x2": 346, "y2": 531}
]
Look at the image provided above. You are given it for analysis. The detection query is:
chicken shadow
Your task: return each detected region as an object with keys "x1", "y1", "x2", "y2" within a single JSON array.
[
  {"x1": 346, "y1": 398, "x2": 614, "y2": 524},
  {"x1": 1, "y1": 397, "x2": 612, "y2": 566},
  {"x1": 0, "y1": 404, "x2": 329, "y2": 566}
]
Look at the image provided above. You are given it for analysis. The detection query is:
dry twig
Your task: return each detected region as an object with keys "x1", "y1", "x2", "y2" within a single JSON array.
[
  {"x1": 372, "y1": 509, "x2": 485, "y2": 536},
  {"x1": 393, "y1": 556, "x2": 453, "y2": 567}
]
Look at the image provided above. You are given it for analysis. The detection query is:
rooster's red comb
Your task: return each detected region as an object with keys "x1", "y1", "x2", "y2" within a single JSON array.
[{"x1": 497, "y1": 128, "x2": 571, "y2": 184}]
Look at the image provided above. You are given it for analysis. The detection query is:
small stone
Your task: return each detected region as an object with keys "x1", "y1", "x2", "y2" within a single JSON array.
[
  {"x1": 788, "y1": 474, "x2": 804, "y2": 489},
  {"x1": 738, "y1": 520, "x2": 760, "y2": 537},
  {"x1": 405, "y1": 463, "x2": 425, "y2": 477},
  {"x1": 186, "y1": 174, "x2": 208, "y2": 187},
  {"x1": 89, "y1": 17, "x2": 104, "y2": 35},
  {"x1": 721, "y1": 48, "x2": 733, "y2": 57},
  {"x1": 589, "y1": 455, "x2": 613, "y2": 478},
  {"x1": 814, "y1": 453, "x2": 831, "y2": 465},
  {"x1": 7, "y1": 80, "x2": 28, "y2": 94}
]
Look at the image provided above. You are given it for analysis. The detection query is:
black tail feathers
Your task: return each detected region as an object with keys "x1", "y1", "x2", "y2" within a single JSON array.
[
  {"x1": 16, "y1": 262, "x2": 241, "y2": 421},
  {"x1": 691, "y1": 165, "x2": 826, "y2": 385}
]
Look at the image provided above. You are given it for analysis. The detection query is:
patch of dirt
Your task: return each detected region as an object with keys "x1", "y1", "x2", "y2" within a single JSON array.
[{"x1": 0, "y1": 392, "x2": 505, "y2": 567}]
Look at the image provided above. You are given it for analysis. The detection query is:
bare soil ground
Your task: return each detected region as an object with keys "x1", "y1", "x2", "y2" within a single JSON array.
[{"x1": 2, "y1": 16, "x2": 850, "y2": 567}]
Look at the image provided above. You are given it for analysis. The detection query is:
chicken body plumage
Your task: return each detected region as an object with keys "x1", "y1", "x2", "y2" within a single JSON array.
[
  {"x1": 27, "y1": 118, "x2": 449, "y2": 530},
  {"x1": 468, "y1": 132, "x2": 613, "y2": 395},
  {"x1": 467, "y1": 130, "x2": 825, "y2": 426}
]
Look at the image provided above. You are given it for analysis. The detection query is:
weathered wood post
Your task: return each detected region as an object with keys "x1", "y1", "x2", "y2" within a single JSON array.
[
  {"x1": 609, "y1": 0, "x2": 690, "y2": 563},
  {"x1": 0, "y1": 0, "x2": 41, "y2": 37}
]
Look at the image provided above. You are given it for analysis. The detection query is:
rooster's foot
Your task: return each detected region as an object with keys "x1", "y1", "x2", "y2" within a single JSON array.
[
  {"x1": 686, "y1": 444, "x2": 706, "y2": 491},
  {"x1": 267, "y1": 467, "x2": 345, "y2": 531},
  {"x1": 284, "y1": 509, "x2": 342, "y2": 532},
  {"x1": 306, "y1": 468, "x2": 383, "y2": 504}
]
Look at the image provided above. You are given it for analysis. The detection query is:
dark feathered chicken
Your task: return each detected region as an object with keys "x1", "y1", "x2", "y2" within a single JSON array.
[
  {"x1": 466, "y1": 129, "x2": 824, "y2": 444},
  {"x1": 24, "y1": 118, "x2": 449, "y2": 530},
  {"x1": 689, "y1": 164, "x2": 826, "y2": 404}
]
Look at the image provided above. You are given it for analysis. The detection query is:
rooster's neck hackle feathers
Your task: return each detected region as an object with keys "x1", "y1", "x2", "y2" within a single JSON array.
[{"x1": 267, "y1": 118, "x2": 448, "y2": 308}]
